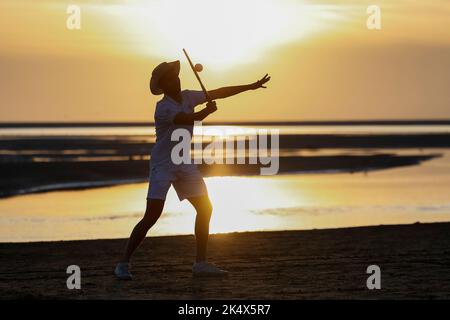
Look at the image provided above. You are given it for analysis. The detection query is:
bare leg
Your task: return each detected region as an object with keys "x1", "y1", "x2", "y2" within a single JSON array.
[
  {"x1": 120, "y1": 199, "x2": 165, "y2": 262},
  {"x1": 187, "y1": 195, "x2": 213, "y2": 263}
]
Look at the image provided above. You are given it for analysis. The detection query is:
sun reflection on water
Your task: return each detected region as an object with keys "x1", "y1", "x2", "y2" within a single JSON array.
[{"x1": 1, "y1": 154, "x2": 450, "y2": 243}]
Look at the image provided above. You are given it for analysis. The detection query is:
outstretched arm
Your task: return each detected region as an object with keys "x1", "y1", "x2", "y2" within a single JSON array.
[{"x1": 208, "y1": 74, "x2": 270, "y2": 101}]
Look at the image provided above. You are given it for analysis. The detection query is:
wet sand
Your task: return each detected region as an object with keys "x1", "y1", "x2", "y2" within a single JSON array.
[
  {"x1": 0, "y1": 153, "x2": 440, "y2": 198},
  {"x1": 1, "y1": 222, "x2": 449, "y2": 299}
]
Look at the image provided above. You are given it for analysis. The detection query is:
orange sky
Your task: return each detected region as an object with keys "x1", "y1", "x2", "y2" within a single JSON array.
[{"x1": 1, "y1": 0, "x2": 449, "y2": 122}]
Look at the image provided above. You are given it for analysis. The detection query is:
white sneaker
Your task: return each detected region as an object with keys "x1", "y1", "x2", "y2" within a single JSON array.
[
  {"x1": 192, "y1": 261, "x2": 229, "y2": 277},
  {"x1": 114, "y1": 262, "x2": 132, "y2": 280}
]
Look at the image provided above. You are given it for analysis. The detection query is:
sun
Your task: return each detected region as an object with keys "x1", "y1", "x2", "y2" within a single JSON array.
[{"x1": 105, "y1": 0, "x2": 331, "y2": 70}]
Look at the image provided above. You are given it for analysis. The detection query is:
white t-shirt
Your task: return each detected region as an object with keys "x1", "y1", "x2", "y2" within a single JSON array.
[{"x1": 151, "y1": 90, "x2": 206, "y2": 170}]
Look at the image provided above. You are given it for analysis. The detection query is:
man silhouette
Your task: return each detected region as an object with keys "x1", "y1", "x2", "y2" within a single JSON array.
[{"x1": 115, "y1": 60, "x2": 270, "y2": 279}]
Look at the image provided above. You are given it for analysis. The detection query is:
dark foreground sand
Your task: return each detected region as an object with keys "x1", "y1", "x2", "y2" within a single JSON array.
[{"x1": 1, "y1": 222, "x2": 450, "y2": 299}]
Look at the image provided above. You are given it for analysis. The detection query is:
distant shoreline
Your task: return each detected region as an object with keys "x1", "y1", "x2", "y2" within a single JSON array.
[
  {"x1": 1, "y1": 131, "x2": 448, "y2": 198},
  {"x1": 1, "y1": 119, "x2": 450, "y2": 128},
  {"x1": 0, "y1": 153, "x2": 441, "y2": 199}
]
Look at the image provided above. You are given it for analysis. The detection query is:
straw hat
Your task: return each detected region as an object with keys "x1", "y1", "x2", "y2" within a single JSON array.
[{"x1": 149, "y1": 60, "x2": 180, "y2": 95}]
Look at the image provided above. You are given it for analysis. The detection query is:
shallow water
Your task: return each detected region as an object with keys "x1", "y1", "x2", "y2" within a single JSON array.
[
  {"x1": 1, "y1": 149, "x2": 449, "y2": 243},
  {"x1": 2, "y1": 124, "x2": 450, "y2": 137}
]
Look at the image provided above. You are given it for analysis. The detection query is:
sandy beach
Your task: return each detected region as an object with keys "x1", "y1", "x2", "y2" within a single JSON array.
[{"x1": 1, "y1": 222, "x2": 449, "y2": 299}]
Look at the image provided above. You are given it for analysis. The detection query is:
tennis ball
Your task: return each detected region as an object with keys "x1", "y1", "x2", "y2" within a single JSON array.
[{"x1": 194, "y1": 63, "x2": 203, "y2": 72}]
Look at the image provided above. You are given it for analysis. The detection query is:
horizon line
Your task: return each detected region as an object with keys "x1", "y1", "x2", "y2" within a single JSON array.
[{"x1": 1, "y1": 119, "x2": 450, "y2": 128}]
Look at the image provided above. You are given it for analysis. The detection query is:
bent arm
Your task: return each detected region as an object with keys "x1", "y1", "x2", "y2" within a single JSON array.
[{"x1": 174, "y1": 102, "x2": 217, "y2": 125}]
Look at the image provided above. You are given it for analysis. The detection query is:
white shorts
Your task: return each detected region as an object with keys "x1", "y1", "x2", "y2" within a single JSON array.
[{"x1": 147, "y1": 164, "x2": 208, "y2": 201}]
